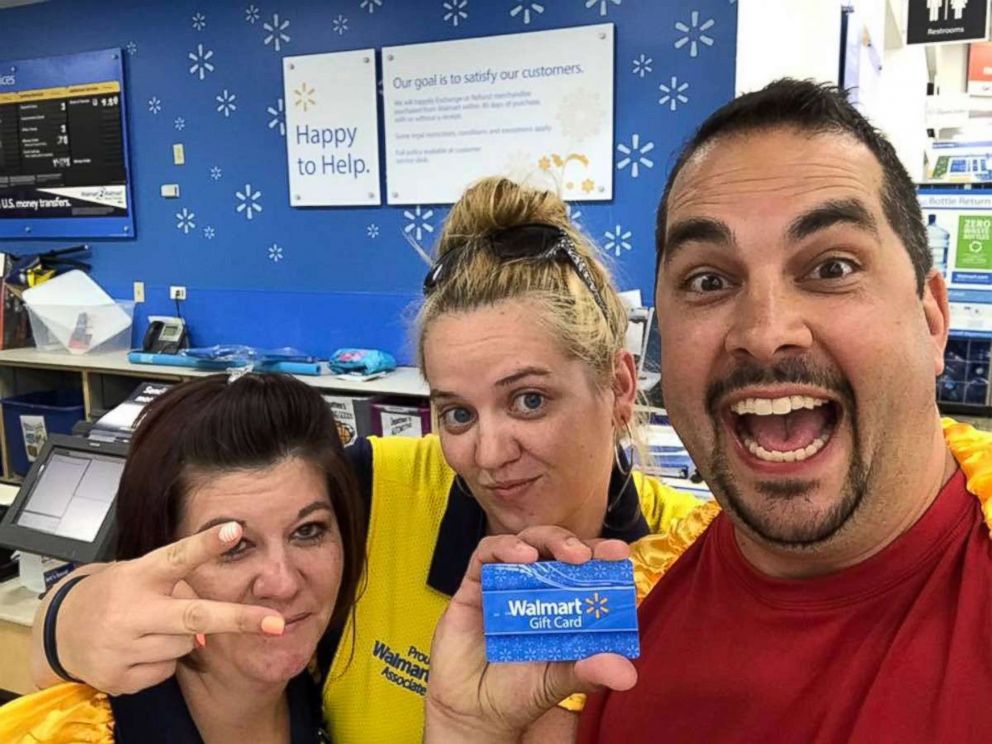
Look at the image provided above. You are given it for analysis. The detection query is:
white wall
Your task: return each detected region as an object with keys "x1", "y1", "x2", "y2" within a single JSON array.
[
  {"x1": 875, "y1": 44, "x2": 930, "y2": 181},
  {"x1": 734, "y1": 0, "x2": 930, "y2": 180},
  {"x1": 735, "y1": 0, "x2": 843, "y2": 94}
]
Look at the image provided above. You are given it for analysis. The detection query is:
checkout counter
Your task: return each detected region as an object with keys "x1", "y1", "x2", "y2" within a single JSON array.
[
  {"x1": 0, "y1": 435, "x2": 126, "y2": 697},
  {"x1": 0, "y1": 482, "x2": 37, "y2": 696}
]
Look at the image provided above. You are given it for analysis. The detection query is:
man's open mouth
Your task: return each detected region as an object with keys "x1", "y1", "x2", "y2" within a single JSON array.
[{"x1": 726, "y1": 393, "x2": 841, "y2": 464}]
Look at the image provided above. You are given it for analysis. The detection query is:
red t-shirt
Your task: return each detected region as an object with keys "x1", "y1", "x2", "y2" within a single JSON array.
[{"x1": 579, "y1": 470, "x2": 992, "y2": 743}]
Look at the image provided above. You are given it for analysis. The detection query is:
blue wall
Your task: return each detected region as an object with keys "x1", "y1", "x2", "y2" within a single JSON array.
[{"x1": 0, "y1": 0, "x2": 736, "y2": 363}]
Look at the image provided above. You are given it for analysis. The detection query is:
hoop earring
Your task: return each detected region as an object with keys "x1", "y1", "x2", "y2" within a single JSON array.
[
  {"x1": 613, "y1": 440, "x2": 633, "y2": 479},
  {"x1": 607, "y1": 421, "x2": 635, "y2": 518},
  {"x1": 613, "y1": 419, "x2": 634, "y2": 476}
]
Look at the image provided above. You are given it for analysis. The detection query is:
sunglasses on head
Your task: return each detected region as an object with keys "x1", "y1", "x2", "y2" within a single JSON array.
[{"x1": 422, "y1": 222, "x2": 611, "y2": 318}]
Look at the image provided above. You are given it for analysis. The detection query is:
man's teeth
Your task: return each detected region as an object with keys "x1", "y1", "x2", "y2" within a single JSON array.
[
  {"x1": 730, "y1": 395, "x2": 829, "y2": 416},
  {"x1": 742, "y1": 434, "x2": 830, "y2": 463}
]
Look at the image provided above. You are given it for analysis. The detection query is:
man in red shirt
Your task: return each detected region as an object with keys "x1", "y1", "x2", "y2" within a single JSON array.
[{"x1": 424, "y1": 79, "x2": 992, "y2": 742}]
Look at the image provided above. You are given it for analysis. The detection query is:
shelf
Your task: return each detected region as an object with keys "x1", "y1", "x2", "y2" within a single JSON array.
[
  {"x1": 0, "y1": 349, "x2": 428, "y2": 397},
  {"x1": 0, "y1": 348, "x2": 429, "y2": 482}
]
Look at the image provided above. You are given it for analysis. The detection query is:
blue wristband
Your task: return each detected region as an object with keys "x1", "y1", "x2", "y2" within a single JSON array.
[{"x1": 43, "y1": 575, "x2": 87, "y2": 684}]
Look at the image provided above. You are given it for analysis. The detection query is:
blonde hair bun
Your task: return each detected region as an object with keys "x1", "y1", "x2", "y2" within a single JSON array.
[{"x1": 436, "y1": 177, "x2": 569, "y2": 259}]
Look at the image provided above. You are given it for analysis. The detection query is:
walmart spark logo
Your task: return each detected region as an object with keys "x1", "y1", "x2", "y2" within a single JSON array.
[
  {"x1": 584, "y1": 592, "x2": 609, "y2": 620},
  {"x1": 293, "y1": 82, "x2": 316, "y2": 112}
]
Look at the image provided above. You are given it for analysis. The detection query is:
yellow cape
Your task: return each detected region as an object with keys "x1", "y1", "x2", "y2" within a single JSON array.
[{"x1": 0, "y1": 682, "x2": 112, "y2": 743}]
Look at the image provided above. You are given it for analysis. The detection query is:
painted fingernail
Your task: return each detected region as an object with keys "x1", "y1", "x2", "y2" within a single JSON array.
[
  {"x1": 261, "y1": 616, "x2": 285, "y2": 636},
  {"x1": 219, "y1": 522, "x2": 240, "y2": 543},
  {"x1": 195, "y1": 633, "x2": 207, "y2": 648}
]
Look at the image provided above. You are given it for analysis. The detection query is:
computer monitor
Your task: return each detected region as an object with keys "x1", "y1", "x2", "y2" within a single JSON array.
[{"x1": 0, "y1": 435, "x2": 128, "y2": 563}]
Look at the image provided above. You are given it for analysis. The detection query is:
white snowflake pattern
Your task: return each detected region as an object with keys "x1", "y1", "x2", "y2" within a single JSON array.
[
  {"x1": 616, "y1": 134, "x2": 655, "y2": 178},
  {"x1": 148, "y1": 96, "x2": 162, "y2": 114},
  {"x1": 174, "y1": 116, "x2": 186, "y2": 130},
  {"x1": 267, "y1": 98, "x2": 286, "y2": 136},
  {"x1": 216, "y1": 89, "x2": 237, "y2": 117},
  {"x1": 245, "y1": 4, "x2": 260, "y2": 23},
  {"x1": 126, "y1": 41, "x2": 138, "y2": 56},
  {"x1": 192, "y1": 12, "x2": 207, "y2": 31},
  {"x1": 566, "y1": 203, "x2": 582, "y2": 225},
  {"x1": 367, "y1": 223, "x2": 380, "y2": 238},
  {"x1": 332, "y1": 14, "x2": 349, "y2": 34},
  {"x1": 658, "y1": 76, "x2": 690, "y2": 111},
  {"x1": 176, "y1": 208, "x2": 196, "y2": 234},
  {"x1": 263, "y1": 13, "x2": 291, "y2": 51},
  {"x1": 585, "y1": 0, "x2": 620, "y2": 16},
  {"x1": 210, "y1": 166, "x2": 223, "y2": 180},
  {"x1": 674, "y1": 11, "x2": 715, "y2": 58},
  {"x1": 509, "y1": 2, "x2": 544, "y2": 24},
  {"x1": 404, "y1": 206, "x2": 434, "y2": 242},
  {"x1": 203, "y1": 226, "x2": 216, "y2": 239},
  {"x1": 360, "y1": 0, "x2": 383, "y2": 12},
  {"x1": 268, "y1": 243, "x2": 284, "y2": 262},
  {"x1": 443, "y1": 0, "x2": 468, "y2": 26},
  {"x1": 632, "y1": 53, "x2": 652, "y2": 78},
  {"x1": 236, "y1": 183, "x2": 263, "y2": 221},
  {"x1": 503, "y1": 148, "x2": 536, "y2": 184},
  {"x1": 604, "y1": 224, "x2": 632, "y2": 257},
  {"x1": 188, "y1": 43, "x2": 215, "y2": 80}
]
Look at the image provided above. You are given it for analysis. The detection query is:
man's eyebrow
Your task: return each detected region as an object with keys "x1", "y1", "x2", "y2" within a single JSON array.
[
  {"x1": 663, "y1": 218, "x2": 735, "y2": 264},
  {"x1": 787, "y1": 198, "x2": 879, "y2": 242}
]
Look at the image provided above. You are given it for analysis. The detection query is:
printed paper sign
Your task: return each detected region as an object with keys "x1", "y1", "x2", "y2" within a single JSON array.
[
  {"x1": 907, "y1": 0, "x2": 989, "y2": 45},
  {"x1": 283, "y1": 49, "x2": 381, "y2": 206},
  {"x1": 20, "y1": 415, "x2": 47, "y2": 463},
  {"x1": 383, "y1": 24, "x2": 614, "y2": 204},
  {"x1": 968, "y1": 42, "x2": 992, "y2": 95},
  {"x1": 920, "y1": 191, "x2": 992, "y2": 333},
  {"x1": 323, "y1": 395, "x2": 358, "y2": 446},
  {"x1": 381, "y1": 411, "x2": 422, "y2": 438},
  {"x1": 920, "y1": 192, "x2": 992, "y2": 289}
]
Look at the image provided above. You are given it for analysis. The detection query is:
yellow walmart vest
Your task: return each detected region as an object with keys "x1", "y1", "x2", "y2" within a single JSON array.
[{"x1": 322, "y1": 434, "x2": 702, "y2": 741}]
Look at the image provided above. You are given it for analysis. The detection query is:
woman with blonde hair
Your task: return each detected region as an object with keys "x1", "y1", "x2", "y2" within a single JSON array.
[{"x1": 31, "y1": 177, "x2": 702, "y2": 741}]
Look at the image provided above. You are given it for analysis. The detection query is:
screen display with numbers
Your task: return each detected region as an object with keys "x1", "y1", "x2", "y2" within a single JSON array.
[
  {"x1": 0, "y1": 49, "x2": 133, "y2": 238},
  {"x1": 0, "y1": 82, "x2": 126, "y2": 217}
]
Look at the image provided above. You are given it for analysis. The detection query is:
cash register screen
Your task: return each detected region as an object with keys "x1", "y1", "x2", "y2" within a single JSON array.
[{"x1": 15, "y1": 449, "x2": 124, "y2": 543}]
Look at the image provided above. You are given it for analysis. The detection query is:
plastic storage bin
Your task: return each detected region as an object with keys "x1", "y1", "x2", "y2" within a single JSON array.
[
  {"x1": 371, "y1": 398, "x2": 432, "y2": 438},
  {"x1": 26, "y1": 301, "x2": 135, "y2": 355},
  {"x1": 2, "y1": 389, "x2": 85, "y2": 476}
]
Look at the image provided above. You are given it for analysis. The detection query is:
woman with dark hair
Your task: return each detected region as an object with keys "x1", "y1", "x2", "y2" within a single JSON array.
[{"x1": 0, "y1": 373, "x2": 365, "y2": 743}]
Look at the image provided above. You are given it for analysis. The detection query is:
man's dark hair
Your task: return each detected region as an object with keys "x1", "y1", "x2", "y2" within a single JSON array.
[{"x1": 655, "y1": 78, "x2": 929, "y2": 293}]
